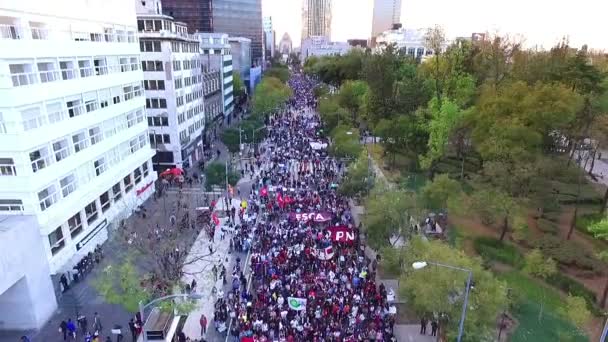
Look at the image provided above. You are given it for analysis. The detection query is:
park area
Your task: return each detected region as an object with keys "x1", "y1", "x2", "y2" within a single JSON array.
[{"x1": 304, "y1": 35, "x2": 608, "y2": 341}]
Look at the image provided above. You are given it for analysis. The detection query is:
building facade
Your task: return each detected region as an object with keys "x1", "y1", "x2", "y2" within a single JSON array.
[
  {"x1": 0, "y1": 0, "x2": 156, "y2": 329},
  {"x1": 161, "y1": 0, "x2": 213, "y2": 34},
  {"x1": 263, "y1": 16, "x2": 275, "y2": 60},
  {"x1": 301, "y1": 36, "x2": 351, "y2": 61},
  {"x1": 301, "y1": 0, "x2": 332, "y2": 42},
  {"x1": 197, "y1": 33, "x2": 234, "y2": 127},
  {"x1": 212, "y1": 0, "x2": 263, "y2": 65},
  {"x1": 137, "y1": 11, "x2": 205, "y2": 170},
  {"x1": 375, "y1": 27, "x2": 450, "y2": 61},
  {"x1": 371, "y1": 0, "x2": 401, "y2": 39},
  {"x1": 229, "y1": 37, "x2": 252, "y2": 86}
]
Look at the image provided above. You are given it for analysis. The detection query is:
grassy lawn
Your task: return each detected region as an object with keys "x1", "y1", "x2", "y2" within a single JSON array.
[
  {"x1": 499, "y1": 271, "x2": 589, "y2": 342},
  {"x1": 510, "y1": 301, "x2": 588, "y2": 342}
]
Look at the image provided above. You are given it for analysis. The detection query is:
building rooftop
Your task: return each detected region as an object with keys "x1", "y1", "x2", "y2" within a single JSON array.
[{"x1": 0, "y1": 215, "x2": 37, "y2": 234}]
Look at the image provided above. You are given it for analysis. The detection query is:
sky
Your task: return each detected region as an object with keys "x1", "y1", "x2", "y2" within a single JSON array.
[{"x1": 262, "y1": 0, "x2": 607, "y2": 50}]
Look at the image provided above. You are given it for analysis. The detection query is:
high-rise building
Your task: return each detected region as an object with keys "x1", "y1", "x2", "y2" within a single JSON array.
[
  {"x1": 212, "y1": 0, "x2": 263, "y2": 66},
  {"x1": 229, "y1": 37, "x2": 252, "y2": 85},
  {"x1": 0, "y1": 0, "x2": 156, "y2": 329},
  {"x1": 371, "y1": 0, "x2": 402, "y2": 39},
  {"x1": 197, "y1": 33, "x2": 234, "y2": 126},
  {"x1": 301, "y1": 0, "x2": 332, "y2": 42},
  {"x1": 161, "y1": 0, "x2": 213, "y2": 33},
  {"x1": 160, "y1": 0, "x2": 263, "y2": 66},
  {"x1": 136, "y1": 7, "x2": 206, "y2": 170},
  {"x1": 263, "y1": 16, "x2": 276, "y2": 60}
]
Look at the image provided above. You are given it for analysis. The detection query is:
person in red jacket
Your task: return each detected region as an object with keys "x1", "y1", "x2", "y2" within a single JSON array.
[{"x1": 199, "y1": 314, "x2": 207, "y2": 337}]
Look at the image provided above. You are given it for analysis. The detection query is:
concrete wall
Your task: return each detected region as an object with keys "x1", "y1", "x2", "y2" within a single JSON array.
[{"x1": 0, "y1": 217, "x2": 56, "y2": 330}]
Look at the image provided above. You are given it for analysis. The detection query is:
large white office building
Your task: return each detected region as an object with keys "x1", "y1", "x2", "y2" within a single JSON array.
[
  {"x1": 0, "y1": 0, "x2": 156, "y2": 329},
  {"x1": 375, "y1": 27, "x2": 451, "y2": 61},
  {"x1": 137, "y1": 2, "x2": 205, "y2": 170}
]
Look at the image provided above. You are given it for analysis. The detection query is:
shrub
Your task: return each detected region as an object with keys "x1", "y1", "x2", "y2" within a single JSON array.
[
  {"x1": 473, "y1": 237, "x2": 524, "y2": 268},
  {"x1": 531, "y1": 236, "x2": 603, "y2": 273},
  {"x1": 575, "y1": 212, "x2": 603, "y2": 234},
  {"x1": 547, "y1": 273, "x2": 600, "y2": 315},
  {"x1": 536, "y1": 218, "x2": 559, "y2": 235}
]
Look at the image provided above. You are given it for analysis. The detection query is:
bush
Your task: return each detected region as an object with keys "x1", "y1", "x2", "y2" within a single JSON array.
[
  {"x1": 575, "y1": 212, "x2": 603, "y2": 234},
  {"x1": 546, "y1": 273, "x2": 600, "y2": 315},
  {"x1": 531, "y1": 236, "x2": 603, "y2": 273},
  {"x1": 536, "y1": 218, "x2": 559, "y2": 235},
  {"x1": 473, "y1": 237, "x2": 524, "y2": 268},
  {"x1": 203, "y1": 163, "x2": 240, "y2": 191}
]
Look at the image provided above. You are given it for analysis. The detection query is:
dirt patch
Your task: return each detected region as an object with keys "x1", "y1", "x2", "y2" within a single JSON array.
[{"x1": 450, "y1": 215, "x2": 500, "y2": 239}]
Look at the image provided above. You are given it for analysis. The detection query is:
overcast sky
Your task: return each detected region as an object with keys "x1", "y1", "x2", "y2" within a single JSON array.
[{"x1": 262, "y1": 0, "x2": 607, "y2": 50}]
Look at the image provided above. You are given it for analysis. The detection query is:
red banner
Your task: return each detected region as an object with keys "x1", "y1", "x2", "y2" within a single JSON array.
[
  {"x1": 329, "y1": 226, "x2": 356, "y2": 242},
  {"x1": 289, "y1": 212, "x2": 332, "y2": 222},
  {"x1": 136, "y1": 181, "x2": 153, "y2": 196}
]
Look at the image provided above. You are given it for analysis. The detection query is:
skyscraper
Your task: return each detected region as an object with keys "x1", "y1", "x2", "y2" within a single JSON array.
[
  {"x1": 161, "y1": 0, "x2": 214, "y2": 33},
  {"x1": 160, "y1": 0, "x2": 264, "y2": 65},
  {"x1": 212, "y1": 0, "x2": 263, "y2": 65},
  {"x1": 263, "y1": 16, "x2": 276, "y2": 60},
  {"x1": 301, "y1": 0, "x2": 332, "y2": 42},
  {"x1": 371, "y1": 0, "x2": 402, "y2": 39}
]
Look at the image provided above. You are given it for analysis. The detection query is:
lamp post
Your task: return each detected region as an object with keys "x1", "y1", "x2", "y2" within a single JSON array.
[
  {"x1": 138, "y1": 293, "x2": 203, "y2": 342},
  {"x1": 412, "y1": 261, "x2": 473, "y2": 342}
]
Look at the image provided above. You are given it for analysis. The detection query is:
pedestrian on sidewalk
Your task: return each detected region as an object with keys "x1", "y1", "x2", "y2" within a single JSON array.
[
  {"x1": 66, "y1": 318, "x2": 77, "y2": 340},
  {"x1": 200, "y1": 314, "x2": 208, "y2": 336},
  {"x1": 128, "y1": 319, "x2": 136, "y2": 342},
  {"x1": 431, "y1": 320, "x2": 438, "y2": 336},
  {"x1": 93, "y1": 312, "x2": 103, "y2": 334},
  {"x1": 420, "y1": 317, "x2": 427, "y2": 335},
  {"x1": 59, "y1": 320, "x2": 68, "y2": 341},
  {"x1": 78, "y1": 314, "x2": 88, "y2": 334}
]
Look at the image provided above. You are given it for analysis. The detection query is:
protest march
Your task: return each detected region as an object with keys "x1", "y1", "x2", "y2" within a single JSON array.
[{"x1": 213, "y1": 72, "x2": 396, "y2": 342}]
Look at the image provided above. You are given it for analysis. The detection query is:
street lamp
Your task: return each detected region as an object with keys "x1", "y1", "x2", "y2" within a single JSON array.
[
  {"x1": 138, "y1": 293, "x2": 203, "y2": 342},
  {"x1": 412, "y1": 261, "x2": 473, "y2": 342}
]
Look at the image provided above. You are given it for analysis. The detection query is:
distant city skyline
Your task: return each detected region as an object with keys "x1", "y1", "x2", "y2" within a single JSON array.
[{"x1": 262, "y1": 0, "x2": 607, "y2": 50}]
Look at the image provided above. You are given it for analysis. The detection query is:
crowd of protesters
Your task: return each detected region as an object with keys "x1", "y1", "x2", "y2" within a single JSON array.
[{"x1": 206, "y1": 73, "x2": 397, "y2": 341}]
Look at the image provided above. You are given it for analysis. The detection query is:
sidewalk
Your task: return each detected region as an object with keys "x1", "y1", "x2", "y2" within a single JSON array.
[{"x1": 180, "y1": 196, "x2": 244, "y2": 341}]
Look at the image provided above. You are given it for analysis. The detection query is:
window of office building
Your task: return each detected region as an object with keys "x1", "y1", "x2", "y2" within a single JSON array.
[
  {"x1": 85, "y1": 200, "x2": 98, "y2": 225},
  {"x1": 68, "y1": 213, "x2": 83, "y2": 238},
  {"x1": 48, "y1": 226, "x2": 65, "y2": 255}
]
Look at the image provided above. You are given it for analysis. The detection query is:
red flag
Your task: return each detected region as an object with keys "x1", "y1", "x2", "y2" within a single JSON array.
[
  {"x1": 277, "y1": 192, "x2": 284, "y2": 208},
  {"x1": 260, "y1": 187, "x2": 268, "y2": 197},
  {"x1": 212, "y1": 212, "x2": 220, "y2": 226}
]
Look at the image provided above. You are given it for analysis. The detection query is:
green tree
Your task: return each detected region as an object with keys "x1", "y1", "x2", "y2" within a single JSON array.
[
  {"x1": 93, "y1": 259, "x2": 150, "y2": 312},
  {"x1": 363, "y1": 183, "x2": 420, "y2": 248},
  {"x1": 419, "y1": 173, "x2": 461, "y2": 211},
  {"x1": 337, "y1": 80, "x2": 369, "y2": 126},
  {"x1": 362, "y1": 44, "x2": 402, "y2": 124},
  {"x1": 397, "y1": 236, "x2": 508, "y2": 341},
  {"x1": 329, "y1": 125, "x2": 362, "y2": 158},
  {"x1": 523, "y1": 249, "x2": 557, "y2": 321},
  {"x1": 318, "y1": 96, "x2": 349, "y2": 133},
  {"x1": 374, "y1": 111, "x2": 429, "y2": 168},
  {"x1": 232, "y1": 72, "x2": 245, "y2": 98},
  {"x1": 220, "y1": 128, "x2": 241, "y2": 154},
  {"x1": 423, "y1": 25, "x2": 447, "y2": 104},
  {"x1": 264, "y1": 66, "x2": 290, "y2": 82},
  {"x1": 338, "y1": 150, "x2": 371, "y2": 198},
  {"x1": 203, "y1": 162, "x2": 240, "y2": 191},
  {"x1": 420, "y1": 98, "x2": 465, "y2": 172},
  {"x1": 467, "y1": 186, "x2": 522, "y2": 241},
  {"x1": 589, "y1": 219, "x2": 608, "y2": 307},
  {"x1": 560, "y1": 294, "x2": 591, "y2": 332},
  {"x1": 252, "y1": 76, "x2": 292, "y2": 118}
]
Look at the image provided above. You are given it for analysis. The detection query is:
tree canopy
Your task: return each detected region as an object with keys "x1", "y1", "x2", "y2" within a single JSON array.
[{"x1": 252, "y1": 76, "x2": 292, "y2": 118}]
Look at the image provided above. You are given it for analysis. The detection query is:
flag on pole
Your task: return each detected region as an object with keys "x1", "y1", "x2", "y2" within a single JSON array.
[
  {"x1": 287, "y1": 297, "x2": 307, "y2": 311},
  {"x1": 212, "y1": 212, "x2": 220, "y2": 226}
]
